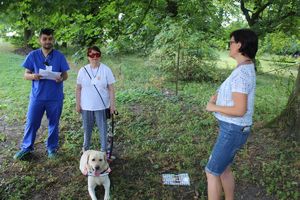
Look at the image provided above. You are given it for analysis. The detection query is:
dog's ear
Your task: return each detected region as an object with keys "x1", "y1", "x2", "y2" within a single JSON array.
[
  {"x1": 79, "y1": 150, "x2": 91, "y2": 174},
  {"x1": 83, "y1": 150, "x2": 91, "y2": 162},
  {"x1": 85, "y1": 151, "x2": 92, "y2": 169}
]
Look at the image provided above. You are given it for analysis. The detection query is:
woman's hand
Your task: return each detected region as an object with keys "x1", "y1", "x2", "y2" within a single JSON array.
[
  {"x1": 209, "y1": 94, "x2": 218, "y2": 103},
  {"x1": 206, "y1": 92, "x2": 247, "y2": 116},
  {"x1": 76, "y1": 84, "x2": 82, "y2": 113},
  {"x1": 206, "y1": 94, "x2": 217, "y2": 112},
  {"x1": 76, "y1": 104, "x2": 82, "y2": 113},
  {"x1": 108, "y1": 84, "x2": 116, "y2": 114},
  {"x1": 110, "y1": 105, "x2": 116, "y2": 114}
]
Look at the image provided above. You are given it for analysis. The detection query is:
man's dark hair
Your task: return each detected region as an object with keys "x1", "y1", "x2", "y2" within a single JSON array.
[
  {"x1": 230, "y1": 29, "x2": 258, "y2": 59},
  {"x1": 39, "y1": 28, "x2": 54, "y2": 36}
]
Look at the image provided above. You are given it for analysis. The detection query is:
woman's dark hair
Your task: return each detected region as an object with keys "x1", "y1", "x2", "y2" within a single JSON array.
[
  {"x1": 230, "y1": 29, "x2": 258, "y2": 59},
  {"x1": 87, "y1": 46, "x2": 102, "y2": 57},
  {"x1": 39, "y1": 28, "x2": 54, "y2": 36}
]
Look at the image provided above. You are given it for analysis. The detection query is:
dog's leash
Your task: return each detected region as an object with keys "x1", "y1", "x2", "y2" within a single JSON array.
[{"x1": 107, "y1": 111, "x2": 118, "y2": 160}]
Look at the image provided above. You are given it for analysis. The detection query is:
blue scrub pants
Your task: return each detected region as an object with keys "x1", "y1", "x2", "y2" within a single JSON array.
[{"x1": 20, "y1": 99, "x2": 63, "y2": 152}]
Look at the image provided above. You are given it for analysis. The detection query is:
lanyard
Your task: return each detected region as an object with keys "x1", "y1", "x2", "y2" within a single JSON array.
[{"x1": 90, "y1": 65, "x2": 100, "y2": 78}]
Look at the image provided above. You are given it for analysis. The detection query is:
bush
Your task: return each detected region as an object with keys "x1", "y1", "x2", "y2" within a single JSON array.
[{"x1": 150, "y1": 48, "x2": 225, "y2": 83}]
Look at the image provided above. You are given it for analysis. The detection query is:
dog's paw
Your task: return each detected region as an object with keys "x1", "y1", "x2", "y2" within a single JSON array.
[{"x1": 104, "y1": 194, "x2": 110, "y2": 200}]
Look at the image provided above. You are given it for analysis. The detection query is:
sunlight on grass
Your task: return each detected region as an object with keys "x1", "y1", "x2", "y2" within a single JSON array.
[{"x1": 216, "y1": 50, "x2": 299, "y2": 78}]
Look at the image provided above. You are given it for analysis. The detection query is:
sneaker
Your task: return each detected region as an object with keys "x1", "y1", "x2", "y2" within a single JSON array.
[
  {"x1": 48, "y1": 151, "x2": 57, "y2": 159},
  {"x1": 13, "y1": 150, "x2": 31, "y2": 160}
]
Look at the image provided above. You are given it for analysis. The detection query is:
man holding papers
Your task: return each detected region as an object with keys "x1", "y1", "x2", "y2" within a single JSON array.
[{"x1": 14, "y1": 28, "x2": 70, "y2": 160}]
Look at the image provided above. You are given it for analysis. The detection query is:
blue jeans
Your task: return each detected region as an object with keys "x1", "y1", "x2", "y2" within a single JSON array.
[
  {"x1": 21, "y1": 99, "x2": 63, "y2": 152},
  {"x1": 82, "y1": 110, "x2": 107, "y2": 152},
  {"x1": 205, "y1": 120, "x2": 250, "y2": 176}
]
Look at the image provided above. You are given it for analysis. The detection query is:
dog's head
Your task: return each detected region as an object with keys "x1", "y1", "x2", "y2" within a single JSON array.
[{"x1": 80, "y1": 150, "x2": 109, "y2": 176}]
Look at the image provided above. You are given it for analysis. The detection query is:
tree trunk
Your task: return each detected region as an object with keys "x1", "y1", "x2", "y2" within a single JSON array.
[
  {"x1": 175, "y1": 44, "x2": 180, "y2": 95},
  {"x1": 240, "y1": 1, "x2": 300, "y2": 142},
  {"x1": 61, "y1": 42, "x2": 67, "y2": 48},
  {"x1": 166, "y1": 0, "x2": 178, "y2": 17},
  {"x1": 24, "y1": 28, "x2": 33, "y2": 47},
  {"x1": 272, "y1": 65, "x2": 300, "y2": 142}
]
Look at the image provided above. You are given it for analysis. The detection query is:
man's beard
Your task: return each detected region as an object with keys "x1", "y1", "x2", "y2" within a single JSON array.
[{"x1": 43, "y1": 44, "x2": 53, "y2": 49}]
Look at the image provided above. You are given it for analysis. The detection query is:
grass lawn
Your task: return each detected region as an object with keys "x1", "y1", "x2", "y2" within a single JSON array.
[{"x1": 0, "y1": 41, "x2": 299, "y2": 200}]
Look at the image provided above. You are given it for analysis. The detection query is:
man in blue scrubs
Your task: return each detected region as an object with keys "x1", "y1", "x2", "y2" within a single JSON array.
[{"x1": 14, "y1": 28, "x2": 70, "y2": 159}]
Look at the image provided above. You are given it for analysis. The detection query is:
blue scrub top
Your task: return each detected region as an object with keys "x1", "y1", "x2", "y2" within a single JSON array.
[{"x1": 22, "y1": 48, "x2": 70, "y2": 101}]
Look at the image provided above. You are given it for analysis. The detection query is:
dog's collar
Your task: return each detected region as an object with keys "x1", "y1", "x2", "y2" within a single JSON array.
[{"x1": 87, "y1": 167, "x2": 112, "y2": 177}]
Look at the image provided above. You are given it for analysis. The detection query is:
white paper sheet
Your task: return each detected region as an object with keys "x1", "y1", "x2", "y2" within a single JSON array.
[
  {"x1": 39, "y1": 69, "x2": 61, "y2": 80},
  {"x1": 162, "y1": 173, "x2": 190, "y2": 186}
]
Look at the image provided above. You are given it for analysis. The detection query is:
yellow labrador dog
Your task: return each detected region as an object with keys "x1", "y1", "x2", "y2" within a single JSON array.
[{"x1": 79, "y1": 150, "x2": 111, "y2": 200}]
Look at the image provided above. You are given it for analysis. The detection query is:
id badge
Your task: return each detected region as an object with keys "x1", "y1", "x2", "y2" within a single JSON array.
[
  {"x1": 46, "y1": 65, "x2": 53, "y2": 71},
  {"x1": 91, "y1": 78, "x2": 97, "y2": 85}
]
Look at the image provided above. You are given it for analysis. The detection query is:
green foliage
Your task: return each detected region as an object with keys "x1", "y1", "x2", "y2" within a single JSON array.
[
  {"x1": 0, "y1": 0, "x2": 299, "y2": 60},
  {"x1": 259, "y1": 142, "x2": 299, "y2": 200},
  {"x1": 261, "y1": 31, "x2": 300, "y2": 55},
  {"x1": 2, "y1": 175, "x2": 38, "y2": 199},
  {"x1": 150, "y1": 18, "x2": 223, "y2": 82},
  {"x1": 117, "y1": 88, "x2": 163, "y2": 103},
  {"x1": 106, "y1": 35, "x2": 142, "y2": 55},
  {"x1": 0, "y1": 51, "x2": 29, "y2": 122},
  {"x1": 238, "y1": 0, "x2": 300, "y2": 37},
  {"x1": 0, "y1": 132, "x2": 6, "y2": 142}
]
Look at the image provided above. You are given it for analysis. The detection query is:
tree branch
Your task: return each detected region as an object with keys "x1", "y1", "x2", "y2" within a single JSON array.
[
  {"x1": 241, "y1": 0, "x2": 273, "y2": 26},
  {"x1": 262, "y1": 11, "x2": 298, "y2": 34},
  {"x1": 123, "y1": 0, "x2": 154, "y2": 36},
  {"x1": 240, "y1": 0, "x2": 252, "y2": 24},
  {"x1": 251, "y1": 0, "x2": 273, "y2": 22}
]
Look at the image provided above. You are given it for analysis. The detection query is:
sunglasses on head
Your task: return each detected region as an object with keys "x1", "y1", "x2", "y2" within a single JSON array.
[{"x1": 88, "y1": 53, "x2": 101, "y2": 58}]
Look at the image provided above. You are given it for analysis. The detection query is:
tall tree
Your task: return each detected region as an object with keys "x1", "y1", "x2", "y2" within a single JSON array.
[
  {"x1": 239, "y1": 0, "x2": 300, "y2": 141},
  {"x1": 0, "y1": 0, "x2": 35, "y2": 47}
]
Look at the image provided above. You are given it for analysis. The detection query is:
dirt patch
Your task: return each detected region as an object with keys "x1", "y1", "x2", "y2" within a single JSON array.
[
  {"x1": 235, "y1": 181, "x2": 276, "y2": 200},
  {"x1": 0, "y1": 114, "x2": 48, "y2": 167},
  {"x1": 0, "y1": 116, "x2": 24, "y2": 167},
  {"x1": 0, "y1": 114, "x2": 80, "y2": 200}
]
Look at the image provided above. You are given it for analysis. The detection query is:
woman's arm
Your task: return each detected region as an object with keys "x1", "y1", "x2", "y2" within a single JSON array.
[
  {"x1": 206, "y1": 92, "x2": 247, "y2": 117},
  {"x1": 108, "y1": 84, "x2": 116, "y2": 113},
  {"x1": 76, "y1": 84, "x2": 82, "y2": 113}
]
